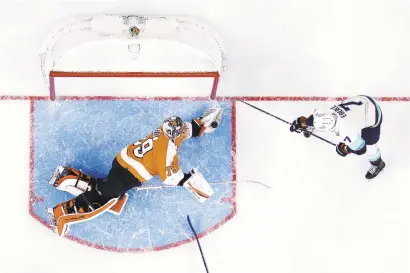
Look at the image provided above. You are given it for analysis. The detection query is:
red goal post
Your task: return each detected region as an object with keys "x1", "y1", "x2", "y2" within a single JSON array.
[{"x1": 40, "y1": 15, "x2": 227, "y2": 100}]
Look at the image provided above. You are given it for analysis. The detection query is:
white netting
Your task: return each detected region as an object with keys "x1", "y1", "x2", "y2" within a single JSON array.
[{"x1": 40, "y1": 14, "x2": 227, "y2": 83}]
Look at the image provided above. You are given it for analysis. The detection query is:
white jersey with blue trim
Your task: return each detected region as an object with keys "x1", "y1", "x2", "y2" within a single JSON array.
[{"x1": 330, "y1": 96, "x2": 382, "y2": 151}]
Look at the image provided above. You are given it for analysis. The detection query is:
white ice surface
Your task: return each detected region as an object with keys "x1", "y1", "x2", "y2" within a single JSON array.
[
  {"x1": 54, "y1": 39, "x2": 216, "y2": 73},
  {"x1": 0, "y1": 1, "x2": 410, "y2": 273},
  {"x1": 1, "y1": 1, "x2": 410, "y2": 97}
]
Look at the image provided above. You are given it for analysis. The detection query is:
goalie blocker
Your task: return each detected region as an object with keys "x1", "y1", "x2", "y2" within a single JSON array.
[
  {"x1": 47, "y1": 108, "x2": 222, "y2": 236},
  {"x1": 182, "y1": 169, "x2": 215, "y2": 203}
]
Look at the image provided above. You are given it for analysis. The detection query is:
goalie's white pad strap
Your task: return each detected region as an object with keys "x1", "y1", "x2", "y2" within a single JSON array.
[
  {"x1": 64, "y1": 185, "x2": 85, "y2": 196},
  {"x1": 56, "y1": 178, "x2": 90, "y2": 196},
  {"x1": 183, "y1": 169, "x2": 214, "y2": 203}
]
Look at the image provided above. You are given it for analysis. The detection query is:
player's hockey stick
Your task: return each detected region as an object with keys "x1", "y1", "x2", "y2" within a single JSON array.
[
  {"x1": 135, "y1": 180, "x2": 272, "y2": 191},
  {"x1": 239, "y1": 100, "x2": 336, "y2": 146},
  {"x1": 187, "y1": 215, "x2": 210, "y2": 273}
]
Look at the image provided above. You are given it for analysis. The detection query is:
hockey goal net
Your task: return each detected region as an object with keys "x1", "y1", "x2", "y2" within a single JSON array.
[{"x1": 40, "y1": 15, "x2": 227, "y2": 100}]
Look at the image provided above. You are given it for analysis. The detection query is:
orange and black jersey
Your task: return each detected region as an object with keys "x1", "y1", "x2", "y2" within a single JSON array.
[{"x1": 116, "y1": 118, "x2": 203, "y2": 185}]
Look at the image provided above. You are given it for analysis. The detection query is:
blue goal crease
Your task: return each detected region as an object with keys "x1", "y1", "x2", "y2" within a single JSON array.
[{"x1": 32, "y1": 100, "x2": 234, "y2": 250}]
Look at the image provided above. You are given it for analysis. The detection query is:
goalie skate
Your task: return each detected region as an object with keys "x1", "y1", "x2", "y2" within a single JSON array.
[
  {"x1": 47, "y1": 207, "x2": 70, "y2": 236},
  {"x1": 365, "y1": 159, "x2": 386, "y2": 180},
  {"x1": 48, "y1": 165, "x2": 66, "y2": 186}
]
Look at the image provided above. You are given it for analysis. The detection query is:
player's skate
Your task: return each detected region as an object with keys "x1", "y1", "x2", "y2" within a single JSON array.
[{"x1": 365, "y1": 159, "x2": 386, "y2": 179}]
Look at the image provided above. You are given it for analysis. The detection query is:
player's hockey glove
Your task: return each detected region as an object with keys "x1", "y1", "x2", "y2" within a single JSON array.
[
  {"x1": 336, "y1": 142, "x2": 351, "y2": 157},
  {"x1": 290, "y1": 116, "x2": 307, "y2": 133},
  {"x1": 338, "y1": 142, "x2": 367, "y2": 156}
]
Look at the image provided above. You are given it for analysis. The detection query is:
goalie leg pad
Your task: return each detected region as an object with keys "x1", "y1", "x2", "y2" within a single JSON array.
[
  {"x1": 107, "y1": 193, "x2": 129, "y2": 215},
  {"x1": 48, "y1": 191, "x2": 118, "y2": 236},
  {"x1": 49, "y1": 166, "x2": 100, "y2": 196},
  {"x1": 183, "y1": 169, "x2": 215, "y2": 203}
]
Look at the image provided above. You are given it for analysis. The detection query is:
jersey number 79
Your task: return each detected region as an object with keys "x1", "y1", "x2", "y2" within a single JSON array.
[{"x1": 132, "y1": 130, "x2": 160, "y2": 158}]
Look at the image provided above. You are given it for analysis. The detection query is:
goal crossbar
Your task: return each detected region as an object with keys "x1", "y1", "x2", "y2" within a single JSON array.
[{"x1": 49, "y1": 71, "x2": 220, "y2": 100}]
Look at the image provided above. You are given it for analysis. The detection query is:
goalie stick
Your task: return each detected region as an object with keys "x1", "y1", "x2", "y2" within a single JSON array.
[
  {"x1": 187, "y1": 215, "x2": 209, "y2": 273},
  {"x1": 239, "y1": 100, "x2": 336, "y2": 147},
  {"x1": 135, "y1": 180, "x2": 272, "y2": 191}
]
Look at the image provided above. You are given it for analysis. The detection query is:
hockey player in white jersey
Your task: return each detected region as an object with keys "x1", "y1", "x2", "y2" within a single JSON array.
[{"x1": 290, "y1": 95, "x2": 385, "y2": 179}]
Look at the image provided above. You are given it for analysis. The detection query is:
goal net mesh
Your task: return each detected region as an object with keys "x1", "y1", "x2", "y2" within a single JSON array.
[{"x1": 40, "y1": 14, "x2": 227, "y2": 100}]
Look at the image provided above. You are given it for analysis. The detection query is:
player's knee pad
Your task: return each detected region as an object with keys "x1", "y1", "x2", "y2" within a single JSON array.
[
  {"x1": 49, "y1": 166, "x2": 100, "y2": 196},
  {"x1": 48, "y1": 196, "x2": 118, "y2": 236}
]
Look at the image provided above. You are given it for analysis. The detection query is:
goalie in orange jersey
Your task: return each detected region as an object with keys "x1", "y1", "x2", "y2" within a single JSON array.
[{"x1": 47, "y1": 108, "x2": 223, "y2": 237}]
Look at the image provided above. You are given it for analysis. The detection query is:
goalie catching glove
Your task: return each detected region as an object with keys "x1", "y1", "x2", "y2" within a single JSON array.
[{"x1": 193, "y1": 108, "x2": 223, "y2": 137}]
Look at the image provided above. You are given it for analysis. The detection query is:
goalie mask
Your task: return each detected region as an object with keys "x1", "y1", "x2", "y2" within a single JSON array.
[
  {"x1": 313, "y1": 108, "x2": 338, "y2": 131},
  {"x1": 162, "y1": 116, "x2": 184, "y2": 140}
]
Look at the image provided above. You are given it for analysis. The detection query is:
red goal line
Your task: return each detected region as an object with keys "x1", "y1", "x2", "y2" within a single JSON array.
[
  {"x1": 1, "y1": 95, "x2": 410, "y2": 101},
  {"x1": 222, "y1": 96, "x2": 410, "y2": 102}
]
